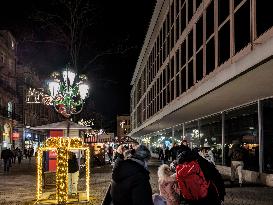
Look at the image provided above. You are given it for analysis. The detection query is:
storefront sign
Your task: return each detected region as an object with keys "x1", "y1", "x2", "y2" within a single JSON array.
[{"x1": 12, "y1": 132, "x2": 20, "y2": 141}]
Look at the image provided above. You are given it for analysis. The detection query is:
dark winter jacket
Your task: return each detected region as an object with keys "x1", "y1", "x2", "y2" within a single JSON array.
[
  {"x1": 1, "y1": 149, "x2": 12, "y2": 160},
  {"x1": 228, "y1": 144, "x2": 245, "y2": 161},
  {"x1": 68, "y1": 155, "x2": 79, "y2": 173},
  {"x1": 177, "y1": 150, "x2": 225, "y2": 205},
  {"x1": 110, "y1": 158, "x2": 153, "y2": 205}
]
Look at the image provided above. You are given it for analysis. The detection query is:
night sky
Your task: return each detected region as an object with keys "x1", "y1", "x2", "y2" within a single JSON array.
[{"x1": 0, "y1": 0, "x2": 156, "y2": 131}]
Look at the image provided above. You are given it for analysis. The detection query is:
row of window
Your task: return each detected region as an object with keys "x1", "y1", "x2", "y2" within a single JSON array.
[
  {"x1": 131, "y1": 0, "x2": 273, "y2": 130},
  {"x1": 146, "y1": 98, "x2": 273, "y2": 174}
]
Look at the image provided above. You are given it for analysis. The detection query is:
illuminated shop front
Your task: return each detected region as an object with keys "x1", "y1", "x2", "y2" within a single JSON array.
[{"x1": 142, "y1": 99, "x2": 273, "y2": 174}]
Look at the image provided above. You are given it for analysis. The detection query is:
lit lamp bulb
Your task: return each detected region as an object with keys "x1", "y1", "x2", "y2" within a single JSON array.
[
  {"x1": 48, "y1": 81, "x2": 60, "y2": 97},
  {"x1": 79, "y1": 83, "x2": 89, "y2": 99},
  {"x1": 63, "y1": 69, "x2": 76, "y2": 85}
]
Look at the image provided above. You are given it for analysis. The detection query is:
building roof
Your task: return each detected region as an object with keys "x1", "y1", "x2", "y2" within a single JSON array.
[{"x1": 30, "y1": 121, "x2": 91, "y2": 130}]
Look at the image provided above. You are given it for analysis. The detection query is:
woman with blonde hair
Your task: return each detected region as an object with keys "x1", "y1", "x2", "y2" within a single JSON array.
[{"x1": 158, "y1": 164, "x2": 180, "y2": 205}]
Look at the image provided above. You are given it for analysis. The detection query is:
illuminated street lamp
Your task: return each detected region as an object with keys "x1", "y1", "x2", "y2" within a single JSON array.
[{"x1": 48, "y1": 66, "x2": 89, "y2": 117}]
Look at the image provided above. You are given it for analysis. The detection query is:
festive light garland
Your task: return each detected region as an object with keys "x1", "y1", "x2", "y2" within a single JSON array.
[{"x1": 36, "y1": 137, "x2": 90, "y2": 204}]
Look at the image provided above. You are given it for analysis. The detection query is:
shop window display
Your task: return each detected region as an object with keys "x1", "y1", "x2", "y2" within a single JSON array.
[
  {"x1": 184, "y1": 121, "x2": 199, "y2": 149},
  {"x1": 199, "y1": 114, "x2": 222, "y2": 165},
  {"x1": 225, "y1": 103, "x2": 259, "y2": 171}
]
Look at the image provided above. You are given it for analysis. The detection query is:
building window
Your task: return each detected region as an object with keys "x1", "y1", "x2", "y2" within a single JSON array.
[
  {"x1": 188, "y1": 30, "x2": 193, "y2": 60},
  {"x1": 218, "y1": 22, "x2": 230, "y2": 65},
  {"x1": 199, "y1": 114, "x2": 222, "y2": 165},
  {"x1": 234, "y1": 0, "x2": 250, "y2": 54},
  {"x1": 256, "y1": 1, "x2": 273, "y2": 37},
  {"x1": 188, "y1": 0, "x2": 193, "y2": 23},
  {"x1": 225, "y1": 103, "x2": 259, "y2": 171},
  {"x1": 196, "y1": 16, "x2": 203, "y2": 50},
  {"x1": 262, "y1": 98, "x2": 273, "y2": 173},
  {"x1": 188, "y1": 60, "x2": 194, "y2": 88},
  {"x1": 181, "y1": 67, "x2": 187, "y2": 94},
  {"x1": 206, "y1": 37, "x2": 215, "y2": 75},
  {"x1": 206, "y1": 1, "x2": 214, "y2": 39},
  {"x1": 7, "y1": 101, "x2": 13, "y2": 118},
  {"x1": 218, "y1": 0, "x2": 229, "y2": 25},
  {"x1": 196, "y1": 49, "x2": 203, "y2": 82},
  {"x1": 185, "y1": 121, "x2": 199, "y2": 148},
  {"x1": 0, "y1": 51, "x2": 5, "y2": 63}
]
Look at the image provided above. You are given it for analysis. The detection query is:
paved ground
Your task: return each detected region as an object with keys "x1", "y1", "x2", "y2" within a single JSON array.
[{"x1": 0, "y1": 158, "x2": 273, "y2": 205}]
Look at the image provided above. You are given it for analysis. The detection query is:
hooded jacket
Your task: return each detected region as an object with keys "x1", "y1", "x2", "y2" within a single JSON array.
[
  {"x1": 110, "y1": 158, "x2": 153, "y2": 205},
  {"x1": 158, "y1": 164, "x2": 180, "y2": 205}
]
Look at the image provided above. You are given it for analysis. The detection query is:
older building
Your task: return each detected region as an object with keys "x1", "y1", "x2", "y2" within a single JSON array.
[
  {"x1": 16, "y1": 65, "x2": 61, "y2": 150},
  {"x1": 117, "y1": 115, "x2": 130, "y2": 141},
  {"x1": 130, "y1": 0, "x2": 273, "y2": 185},
  {"x1": 0, "y1": 30, "x2": 17, "y2": 151}
]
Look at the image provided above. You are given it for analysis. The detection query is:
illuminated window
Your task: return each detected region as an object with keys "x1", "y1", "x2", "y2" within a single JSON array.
[{"x1": 8, "y1": 101, "x2": 12, "y2": 118}]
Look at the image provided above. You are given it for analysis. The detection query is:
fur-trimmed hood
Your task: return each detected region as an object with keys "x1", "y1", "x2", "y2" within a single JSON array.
[{"x1": 158, "y1": 164, "x2": 176, "y2": 182}]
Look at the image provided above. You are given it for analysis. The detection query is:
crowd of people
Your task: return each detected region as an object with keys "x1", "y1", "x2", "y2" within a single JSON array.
[
  {"x1": 1, "y1": 147, "x2": 34, "y2": 172},
  {"x1": 103, "y1": 140, "x2": 229, "y2": 205}
]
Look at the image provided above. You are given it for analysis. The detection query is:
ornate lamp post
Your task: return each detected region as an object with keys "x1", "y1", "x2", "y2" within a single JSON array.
[{"x1": 48, "y1": 66, "x2": 89, "y2": 118}]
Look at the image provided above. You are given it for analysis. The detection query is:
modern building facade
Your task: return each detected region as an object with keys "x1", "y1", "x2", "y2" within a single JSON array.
[
  {"x1": 0, "y1": 30, "x2": 18, "y2": 151},
  {"x1": 130, "y1": 0, "x2": 273, "y2": 184}
]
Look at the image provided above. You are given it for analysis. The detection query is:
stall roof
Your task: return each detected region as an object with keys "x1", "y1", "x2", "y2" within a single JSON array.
[{"x1": 30, "y1": 121, "x2": 91, "y2": 130}]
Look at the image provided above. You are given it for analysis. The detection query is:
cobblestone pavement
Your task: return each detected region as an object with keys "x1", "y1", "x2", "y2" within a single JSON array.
[{"x1": 0, "y1": 158, "x2": 273, "y2": 205}]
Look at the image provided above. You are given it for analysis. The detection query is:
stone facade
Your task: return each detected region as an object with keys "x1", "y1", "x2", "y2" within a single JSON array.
[{"x1": 0, "y1": 30, "x2": 17, "y2": 150}]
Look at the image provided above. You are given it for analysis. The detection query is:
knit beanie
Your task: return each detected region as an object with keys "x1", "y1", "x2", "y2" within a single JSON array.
[{"x1": 132, "y1": 144, "x2": 151, "y2": 161}]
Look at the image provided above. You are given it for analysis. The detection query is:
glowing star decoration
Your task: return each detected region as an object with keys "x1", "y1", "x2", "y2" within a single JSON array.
[
  {"x1": 78, "y1": 119, "x2": 94, "y2": 127},
  {"x1": 36, "y1": 137, "x2": 90, "y2": 204},
  {"x1": 48, "y1": 67, "x2": 89, "y2": 118},
  {"x1": 120, "y1": 121, "x2": 125, "y2": 128}
]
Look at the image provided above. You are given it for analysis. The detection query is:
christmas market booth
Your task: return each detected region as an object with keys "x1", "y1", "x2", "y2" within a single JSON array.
[
  {"x1": 31, "y1": 121, "x2": 92, "y2": 204},
  {"x1": 35, "y1": 137, "x2": 90, "y2": 204}
]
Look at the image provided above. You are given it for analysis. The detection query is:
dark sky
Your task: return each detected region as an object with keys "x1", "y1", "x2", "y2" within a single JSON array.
[{"x1": 0, "y1": 0, "x2": 156, "y2": 131}]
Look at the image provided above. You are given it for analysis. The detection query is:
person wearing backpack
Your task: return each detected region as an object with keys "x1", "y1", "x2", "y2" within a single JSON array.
[
  {"x1": 228, "y1": 140, "x2": 245, "y2": 187},
  {"x1": 176, "y1": 150, "x2": 225, "y2": 205}
]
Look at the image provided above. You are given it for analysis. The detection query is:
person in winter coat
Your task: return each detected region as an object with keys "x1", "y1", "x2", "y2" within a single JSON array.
[
  {"x1": 228, "y1": 140, "x2": 245, "y2": 186},
  {"x1": 199, "y1": 144, "x2": 215, "y2": 165},
  {"x1": 110, "y1": 144, "x2": 154, "y2": 205},
  {"x1": 158, "y1": 164, "x2": 180, "y2": 205},
  {"x1": 68, "y1": 152, "x2": 79, "y2": 195},
  {"x1": 1, "y1": 148, "x2": 12, "y2": 172},
  {"x1": 176, "y1": 150, "x2": 225, "y2": 205}
]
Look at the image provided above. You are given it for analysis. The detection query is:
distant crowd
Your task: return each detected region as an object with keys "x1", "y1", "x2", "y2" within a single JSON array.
[{"x1": 1, "y1": 147, "x2": 34, "y2": 172}]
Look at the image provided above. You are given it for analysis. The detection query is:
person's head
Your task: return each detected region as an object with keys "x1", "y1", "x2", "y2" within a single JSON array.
[
  {"x1": 158, "y1": 164, "x2": 173, "y2": 179},
  {"x1": 182, "y1": 139, "x2": 188, "y2": 146},
  {"x1": 201, "y1": 143, "x2": 210, "y2": 153},
  {"x1": 131, "y1": 144, "x2": 151, "y2": 162},
  {"x1": 177, "y1": 150, "x2": 197, "y2": 164},
  {"x1": 124, "y1": 149, "x2": 132, "y2": 159},
  {"x1": 69, "y1": 151, "x2": 76, "y2": 159}
]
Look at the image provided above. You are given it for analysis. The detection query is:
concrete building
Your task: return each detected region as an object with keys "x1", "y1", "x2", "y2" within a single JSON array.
[
  {"x1": 130, "y1": 0, "x2": 273, "y2": 185},
  {"x1": 0, "y1": 30, "x2": 18, "y2": 150},
  {"x1": 117, "y1": 115, "x2": 130, "y2": 142}
]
